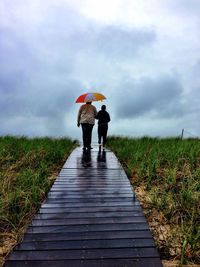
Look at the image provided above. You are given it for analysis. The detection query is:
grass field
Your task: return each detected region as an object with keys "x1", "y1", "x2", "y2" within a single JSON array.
[
  {"x1": 0, "y1": 135, "x2": 199, "y2": 266},
  {"x1": 107, "y1": 136, "x2": 200, "y2": 266},
  {"x1": 0, "y1": 136, "x2": 77, "y2": 266}
]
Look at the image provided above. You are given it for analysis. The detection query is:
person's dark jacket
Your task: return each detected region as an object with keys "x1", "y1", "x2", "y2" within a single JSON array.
[{"x1": 96, "y1": 110, "x2": 110, "y2": 125}]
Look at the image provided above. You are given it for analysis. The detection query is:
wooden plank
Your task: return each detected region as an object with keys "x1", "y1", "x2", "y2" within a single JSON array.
[
  {"x1": 62, "y1": 166, "x2": 123, "y2": 169},
  {"x1": 15, "y1": 238, "x2": 155, "y2": 250},
  {"x1": 45, "y1": 194, "x2": 134, "y2": 198},
  {"x1": 56, "y1": 176, "x2": 128, "y2": 179},
  {"x1": 57, "y1": 172, "x2": 127, "y2": 175},
  {"x1": 58, "y1": 170, "x2": 125, "y2": 173},
  {"x1": 57, "y1": 173, "x2": 127, "y2": 176},
  {"x1": 47, "y1": 192, "x2": 134, "y2": 196},
  {"x1": 23, "y1": 230, "x2": 153, "y2": 242},
  {"x1": 34, "y1": 211, "x2": 144, "y2": 219},
  {"x1": 56, "y1": 179, "x2": 129, "y2": 182},
  {"x1": 8, "y1": 247, "x2": 159, "y2": 260},
  {"x1": 52, "y1": 181, "x2": 131, "y2": 184},
  {"x1": 31, "y1": 217, "x2": 146, "y2": 226},
  {"x1": 51, "y1": 185, "x2": 132, "y2": 189},
  {"x1": 49, "y1": 189, "x2": 132, "y2": 193},
  {"x1": 26, "y1": 223, "x2": 149, "y2": 233},
  {"x1": 60, "y1": 190, "x2": 133, "y2": 195},
  {"x1": 41, "y1": 202, "x2": 139, "y2": 208},
  {"x1": 44, "y1": 198, "x2": 135, "y2": 203},
  {"x1": 57, "y1": 177, "x2": 126, "y2": 180},
  {"x1": 46, "y1": 192, "x2": 136, "y2": 198},
  {"x1": 55, "y1": 179, "x2": 129, "y2": 183},
  {"x1": 39, "y1": 206, "x2": 141, "y2": 213},
  {"x1": 45, "y1": 196, "x2": 137, "y2": 202},
  {"x1": 5, "y1": 258, "x2": 163, "y2": 267},
  {"x1": 46, "y1": 195, "x2": 134, "y2": 200},
  {"x1": 44, "y1": 196, "x2": 135, "y2": 201},
  {"x1": 52, "y1": 183, "x2": 131, "y2": 186},
  {"x1": 58, "y1": 173, "x2": 126, "y2": 176},
  {"x1": 63, "y1": 164, "x2": 122, "y2": 169},
  {"x1": 52, "y1": 184, "x2": 131, "y2": 187},
  {"x1": 53, "y1": 178, "x2": 130, "y2": 181},
  {"x1": 43, "y1": 198, "x2": 135, "y2": 204}
]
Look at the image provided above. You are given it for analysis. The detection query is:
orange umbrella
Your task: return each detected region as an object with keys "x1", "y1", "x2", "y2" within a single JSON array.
[{"x1": 76, "y1": 92, "x2": 106, "y2": 103}]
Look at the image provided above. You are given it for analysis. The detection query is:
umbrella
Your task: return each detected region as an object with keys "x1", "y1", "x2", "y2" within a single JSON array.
[{"x1": 75, "y1": 92, "x2": 106, "y2": 103}]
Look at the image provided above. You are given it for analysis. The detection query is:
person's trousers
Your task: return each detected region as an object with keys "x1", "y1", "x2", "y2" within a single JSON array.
[
  {"x1": 98, "y1": 124, "x2": 108, "y2": 146},
  {"x1": 81, "y1": 123, "x2": 94, "y2": 148}
]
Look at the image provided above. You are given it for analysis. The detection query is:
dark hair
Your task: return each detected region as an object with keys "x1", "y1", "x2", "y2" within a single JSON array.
[
  {"x1": 86, "y1": 101, "x2": 92, "y2": 104},
  {"x1": 101, "y1": 105, "x2": 106, "y2": 111}
]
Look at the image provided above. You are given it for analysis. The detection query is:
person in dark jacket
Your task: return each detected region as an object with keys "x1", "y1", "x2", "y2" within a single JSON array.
[{"x1": 96, "y1": 105, "x2": 110, "y2": 149}]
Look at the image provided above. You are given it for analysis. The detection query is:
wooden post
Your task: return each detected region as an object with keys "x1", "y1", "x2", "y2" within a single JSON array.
[{"x1": 181, "y1": 129, "x2": 184, "y2": 140}]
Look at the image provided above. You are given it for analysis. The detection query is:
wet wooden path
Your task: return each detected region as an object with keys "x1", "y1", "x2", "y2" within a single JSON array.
[{"x1": 5, "y1": 147, "x2": 162, "y2": 267}]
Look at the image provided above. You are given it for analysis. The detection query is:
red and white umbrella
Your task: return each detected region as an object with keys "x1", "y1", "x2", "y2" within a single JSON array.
[{"x1": 75, "y1": 92, "x2": 106, "y2": 103}]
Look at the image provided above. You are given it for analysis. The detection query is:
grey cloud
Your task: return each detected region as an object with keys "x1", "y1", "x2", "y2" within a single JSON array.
[
  {"x1": 95, "y1": 26, "x2": 156, "y2": 58},
  {"x1": 191, "y1": 60, "x2": 200, "y2": 79},
  {"x1": 115, "y1": 75, "x2": 185, "y2": 119},
  {"x1": 0, "y1": 78, "x2": 83, "y2": 116},
  {"x1": 39, "y1": 11, "x2": 156, "y2": 61},
  {"x1": 169, "y1": 0, "x2": 200, "y2": 15},
  {"x1": 162, "y1": 0, "x2": 200, "y2": 22},
  {"x1": 183, "y1": 60, "x2": 200, "y2": 114},
  {"x1": 0, "y1": 6, "x2": 89, "y2": 136},
  {"x1": 0, "y1": 28, "x2": 38, "y2": 71},
  {"x1": 0, "y1": 4, "x2": 157, "y2": 84},
  {"x1": 0, "y1": 76, "x2": 83, "y2": 137},
  {"x1": 33, "y1": 80, "x2": 83, "y2": 118}
]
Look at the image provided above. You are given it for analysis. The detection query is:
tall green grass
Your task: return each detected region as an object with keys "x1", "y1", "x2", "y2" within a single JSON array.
[
  {"x1": 0, "y1": 136, "x2": 77, "y2": 265},
  {"x1": 107, "y1": 136, "x2": 200, "y2": 265}
]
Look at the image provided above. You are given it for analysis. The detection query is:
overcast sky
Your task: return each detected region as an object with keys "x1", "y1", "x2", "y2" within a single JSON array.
[{"x1": 0, "y1": 0, "x2": 200, "y2": 140}]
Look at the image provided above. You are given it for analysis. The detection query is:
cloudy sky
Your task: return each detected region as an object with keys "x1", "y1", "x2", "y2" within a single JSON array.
[{"x1": 0, "y1": 0, "x2": 200, "y2": 140}]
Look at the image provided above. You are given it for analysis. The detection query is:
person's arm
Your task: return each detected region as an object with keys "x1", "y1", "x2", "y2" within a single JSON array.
[
  {"x1": 94, "y1": 107, "x2": 98, "y2": 118},
  {"x1": 77, "y1": 106, "x2": 82, "y2": 127},
  {"x1": 95, "y1": 111, "x2": 99, "y2": 119},
  {"x1": 107, "y1": 112, "x2": 111, "y2": 122}
]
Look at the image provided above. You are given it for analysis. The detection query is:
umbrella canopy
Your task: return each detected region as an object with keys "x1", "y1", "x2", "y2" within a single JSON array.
[{"x1": 76, "y1": 93, "x2": 106, "y2": 103}]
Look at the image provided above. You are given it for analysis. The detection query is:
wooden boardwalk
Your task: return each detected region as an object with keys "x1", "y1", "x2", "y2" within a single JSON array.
[{"x1": 5, "y1": 146, "x2": 162, "y2": 267}]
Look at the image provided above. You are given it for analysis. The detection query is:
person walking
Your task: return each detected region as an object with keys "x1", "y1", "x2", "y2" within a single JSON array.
[
  {"x1": 77, "y1": 101, "x2": 97, "y2": 150},
  {"x1": 96, "y1": 105, "x2": 110, "y2": 149}
]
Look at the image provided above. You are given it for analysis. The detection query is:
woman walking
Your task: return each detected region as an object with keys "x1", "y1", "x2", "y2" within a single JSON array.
[{"x1": 77, "y1": 101, "x2": 97, "y2": 150}]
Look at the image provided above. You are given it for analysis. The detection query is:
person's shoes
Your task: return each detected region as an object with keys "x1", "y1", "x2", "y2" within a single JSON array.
[{"x1": 87, "y1": 147, "x2": 93, "y2": 150}]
